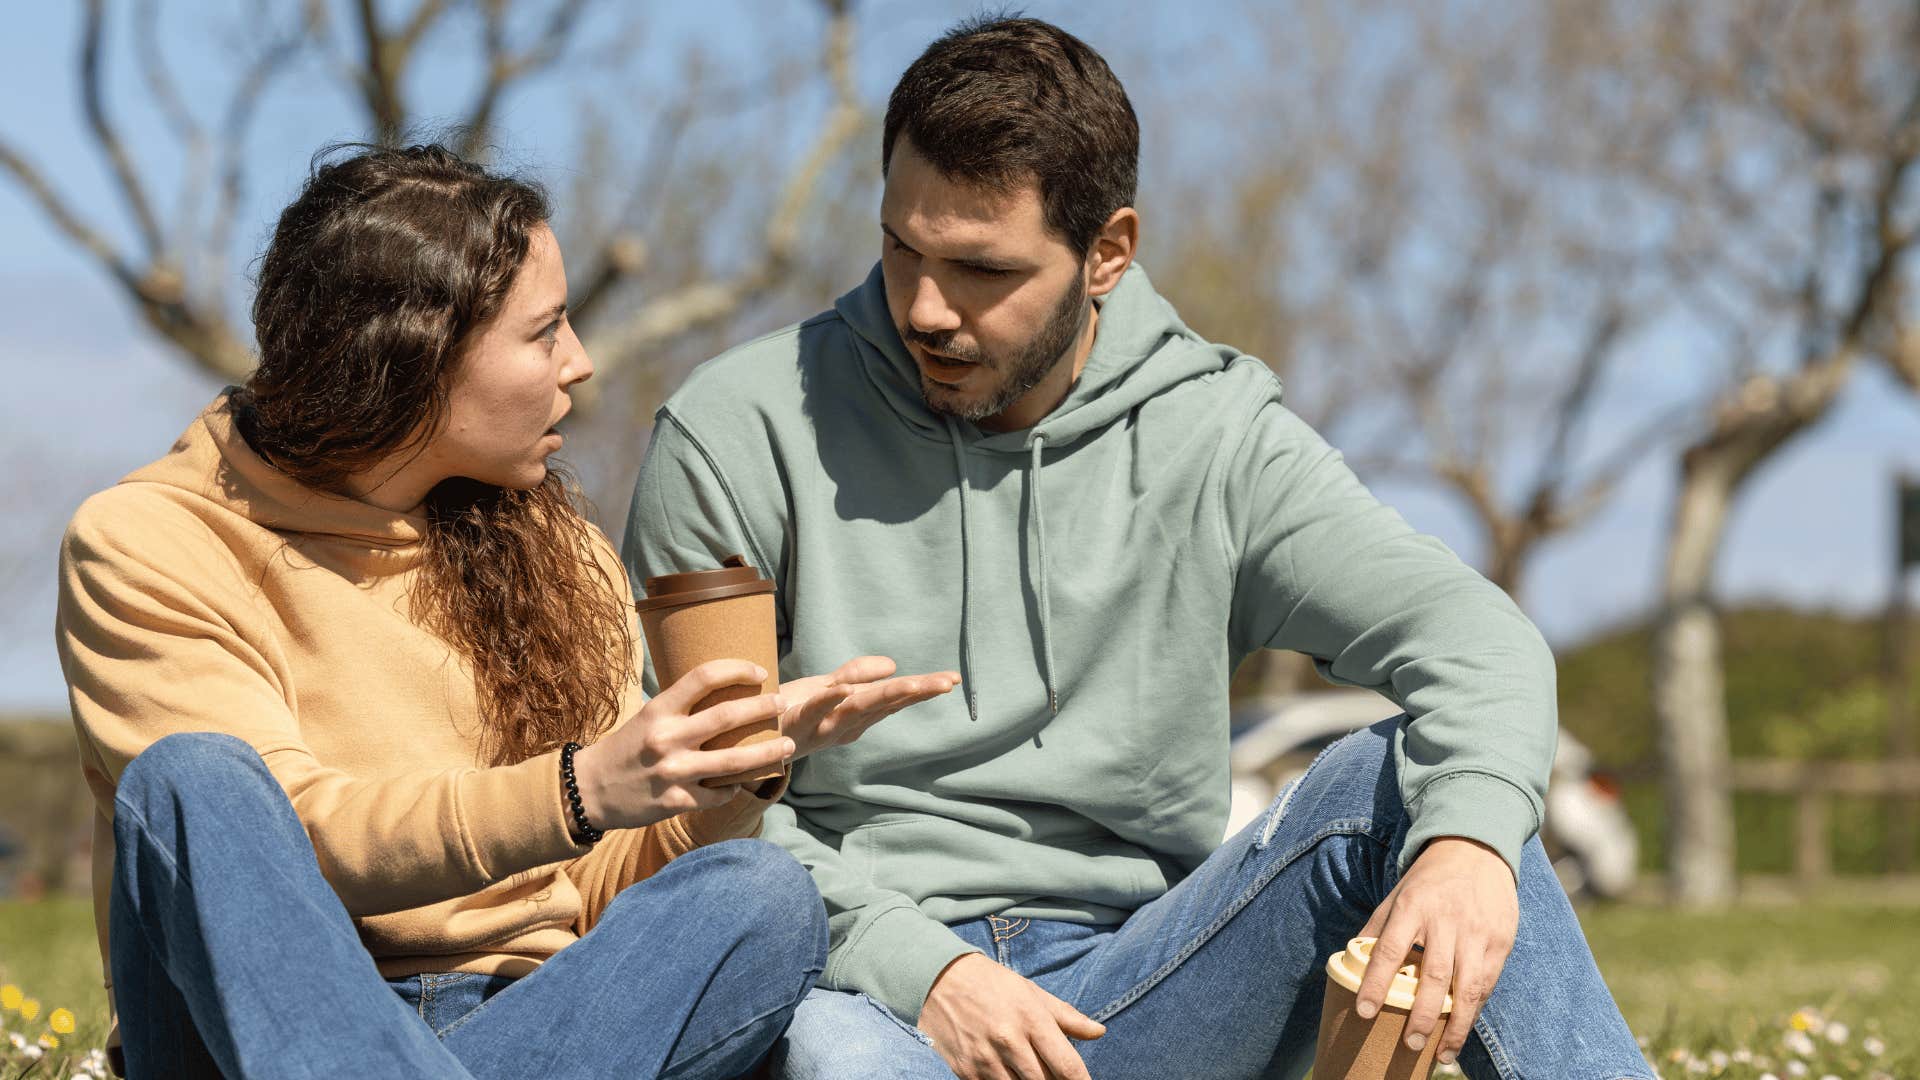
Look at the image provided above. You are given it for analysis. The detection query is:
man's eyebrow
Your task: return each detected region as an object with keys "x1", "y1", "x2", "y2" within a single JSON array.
[{"x1": 881, "y1": 222, "x2": 1016, "y2": 269}]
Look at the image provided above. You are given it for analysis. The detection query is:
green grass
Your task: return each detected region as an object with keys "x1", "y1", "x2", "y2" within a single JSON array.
[
  {"x1": 3, "y1": 894, "x2": 1916, "y2": 1075},
  {"x1": 1581, "y1": 897, "x2": 1918, "y2": 1076},
  {"x1": 0, "y1": 896, "x2": 110, "y2": 1074}
]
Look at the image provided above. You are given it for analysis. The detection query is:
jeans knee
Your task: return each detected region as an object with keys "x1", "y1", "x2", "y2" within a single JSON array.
[
  {"x1": 115, "y1": 732, "x2": 268, "y2": 814},
  {"x1": 672, "y1": 839, "x2": 827, "y2": 961}
]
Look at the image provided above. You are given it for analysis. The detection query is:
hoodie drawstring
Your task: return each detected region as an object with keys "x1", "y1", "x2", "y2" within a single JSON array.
[
  {"x1": 945, "y1": 417, "x2": 980, "y2": 722},
  {"x1": 944, "y1": 419, "x2": 1060, "y2": 722},
  {"x1": 1028, "y1": 435, "x2": 1059, "y2": 716}
]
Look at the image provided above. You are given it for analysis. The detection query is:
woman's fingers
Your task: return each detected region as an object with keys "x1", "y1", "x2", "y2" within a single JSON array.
[
  {"x1": 653, "y1": 658, "x2": 767, "y2": 715},
  {"x1": 677, "y1": 692, "x2": 787, "y2": 744},
  {"x1": 681, "y1": 735, "x2": 795, "y2": 784}
]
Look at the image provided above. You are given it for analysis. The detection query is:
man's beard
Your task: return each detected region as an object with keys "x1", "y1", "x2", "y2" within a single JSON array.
[{"x1": 904, "y1": 273, "x2": 1089, "y2": 424}]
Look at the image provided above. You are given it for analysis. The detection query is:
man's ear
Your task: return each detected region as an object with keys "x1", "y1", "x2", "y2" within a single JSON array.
[{"x1": 1087, "y1": 207, "x2": 1139, "y2": 297}]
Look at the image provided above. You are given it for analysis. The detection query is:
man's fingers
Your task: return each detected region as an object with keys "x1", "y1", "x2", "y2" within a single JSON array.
[
  {"x1": 1030, "y1": 1024, "x2": 1093, "y2": 1080},
  {"x1": 830, "y1": 654, "x2": 898, "y2": 686},
  {"x1": 653, "y1": 658, "x2": 767, "y2": 715},
  {"x1": 1356, "y1": 908, "x2": 1420, "y2": 1019},
  {"x1": 1040, "y1": 988, "x2": 1105, "y2": 1041},
  {"x1": 1437, "y1": 948, "x2": 1493, "y2": 1064},
  {"x1": 1403, "y1": 926, "x2": 1454, "y2": 1053},
  {"x1": 1358, "y1": 882, "x2": 1398, "y2": 941}
]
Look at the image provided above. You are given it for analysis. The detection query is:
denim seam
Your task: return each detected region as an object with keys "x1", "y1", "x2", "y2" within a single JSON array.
[
  {"x1": 1474, "y1": 1008, "x2": 1518, "y2": 1080},
  {"x1": 653, "y1": 962, "x2": 830, "y2": 1078},
  {"x1": 111, "y1": 804, "x2": 180, "y2": 880},
  {"x1": 1086, "y1": 817, "x2": 1390, "y2": 1025}
]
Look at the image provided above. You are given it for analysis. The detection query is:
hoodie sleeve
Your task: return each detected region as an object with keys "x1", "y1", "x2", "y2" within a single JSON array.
[
  {"x1": 56, "y1": 491, "x2": 591, "y2": 916},
  {"x1": 1221, "y1": 393, "x2": 1557, "y2": 878},
  {"x1": 625, "y1": 410, "x2": 981, "y2": 1021}
]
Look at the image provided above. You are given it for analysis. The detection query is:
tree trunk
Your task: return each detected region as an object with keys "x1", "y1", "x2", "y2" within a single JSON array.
[{"x1": 1652, "y1": 457, "x2": 1739, "y2": 906}]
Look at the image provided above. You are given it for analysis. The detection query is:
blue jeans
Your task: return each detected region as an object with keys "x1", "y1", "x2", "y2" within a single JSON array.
[
  {"x1": 772, "y1": 718, "x2": 1652, "y2": 1079},
  {"x1": 109, "y1": 732, "x2": 827, "y2": 1079}
]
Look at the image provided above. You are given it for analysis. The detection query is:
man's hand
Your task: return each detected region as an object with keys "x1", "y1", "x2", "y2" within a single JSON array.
[
  {"x1": 778, "y1": 656, "x2": 959, "y2": 760},
  {"x1": 918, "y1": 953, "x2": 1105, "y2": 1080},
  {"x1": 1356, "y1": 836, "x2": 1518, "y2": 1066}
]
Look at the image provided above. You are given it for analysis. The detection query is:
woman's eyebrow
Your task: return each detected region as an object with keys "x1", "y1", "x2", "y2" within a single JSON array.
[{"x1": 527, "y1": 301, "x2": 567, "y2": 329}]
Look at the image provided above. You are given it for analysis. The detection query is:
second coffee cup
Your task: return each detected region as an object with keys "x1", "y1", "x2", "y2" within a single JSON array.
[
  {"x1": 636, "y1": 554, "x2": 784, "y2": 788},
  {"x1": 1315, "y1": 936, "x2": 1453, "y2": 1079}
]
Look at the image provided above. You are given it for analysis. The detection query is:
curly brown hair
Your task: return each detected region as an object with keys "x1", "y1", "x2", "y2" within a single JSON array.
[{"x1": 236, "y1": 142, "x2": 633, "y2": 766}]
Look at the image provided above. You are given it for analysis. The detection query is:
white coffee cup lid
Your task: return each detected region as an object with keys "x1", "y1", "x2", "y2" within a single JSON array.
[{"x1": 1324, "y1": 937, "x2": 1453, "y2": 1014}]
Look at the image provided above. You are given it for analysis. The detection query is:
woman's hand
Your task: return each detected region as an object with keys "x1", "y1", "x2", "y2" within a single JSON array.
[
  {"x1": 571, "y1": 659, "x2": 793, "y2": 832},
  {"x1": 779, "y1": 656, "x2": 959, "y2": 760}
]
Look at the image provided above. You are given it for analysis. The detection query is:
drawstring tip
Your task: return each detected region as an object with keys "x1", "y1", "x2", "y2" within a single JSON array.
[
  {"x1": 1047, "y1": 690, "x2": 1059, "y2": 716},
  {"x1": 967, "y1": 691, "x2": 979, "y2": 723}
]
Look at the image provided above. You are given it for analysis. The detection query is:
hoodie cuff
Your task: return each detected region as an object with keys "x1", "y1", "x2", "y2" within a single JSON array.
[
  {"x1": 1399, "y1": 770, "x2": 1540, "y2": 880},
  {"x1": 456, "y1": 749, "x2": 590, "y2": 881},
  {"x1": 829, "y1": 904, "x2": 982, "y2": 1024}
]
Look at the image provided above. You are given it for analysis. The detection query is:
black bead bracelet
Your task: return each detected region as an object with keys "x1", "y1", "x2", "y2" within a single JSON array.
[{"x1": 560, "y1": 741, "x2": 603, "y2": 845}]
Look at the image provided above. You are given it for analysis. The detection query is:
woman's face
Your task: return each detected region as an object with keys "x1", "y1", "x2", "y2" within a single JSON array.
[{"x1": 428, "y1": 223, "x2": 590, "y2": 492}]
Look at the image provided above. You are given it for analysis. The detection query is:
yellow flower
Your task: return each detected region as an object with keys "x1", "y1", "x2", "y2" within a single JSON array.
[
  {"x1": 0, "y1": 983, "x2": 20, "y2": 1010},
  {"x1": 19, "y1": 997, "x2": 40, "y2": 1021},
  {"x1": 49, "y1": 1007, "x2": 75, "y2": 1035},
  {"x1": 1790, "y1": 1010, "x2": 1815, "y2": 1032},
  {"x1": 37, "y1": 1032, "x2": 59, "y2": 1050}
]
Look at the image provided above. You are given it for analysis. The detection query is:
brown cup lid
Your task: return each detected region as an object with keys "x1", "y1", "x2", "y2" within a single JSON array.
[{"x1": 635, "y1": 554, "x2": 775, "y2": 612}]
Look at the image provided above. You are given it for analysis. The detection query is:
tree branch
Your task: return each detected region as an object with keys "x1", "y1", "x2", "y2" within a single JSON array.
[
  {"x1": 456, "y1": 0, "x2": 594, "y2": 160},
  {"x1": 0, "y1": 141, "x2": 139, "y2": 289},
  {"x1": 586, "y1": 0, "x2": 862, "y2": 378},
  {"x1": 80, "y1": 0, "x2": 165, "y2": 257}
]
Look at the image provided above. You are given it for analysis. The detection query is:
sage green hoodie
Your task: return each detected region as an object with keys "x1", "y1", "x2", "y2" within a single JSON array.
[{"x1": 624, "y1": 263, "x2": 1557, "y2": 1022}]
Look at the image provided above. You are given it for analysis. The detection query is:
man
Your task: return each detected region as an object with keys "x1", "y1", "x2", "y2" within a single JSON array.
[{"x1": 625, "y1": 16, "x2": 1651, "y2": 1080}]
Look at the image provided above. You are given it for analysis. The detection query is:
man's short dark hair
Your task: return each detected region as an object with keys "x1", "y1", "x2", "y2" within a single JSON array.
[{"x1": 882, "y1": 15, "x2": 1139, "y2": 256}]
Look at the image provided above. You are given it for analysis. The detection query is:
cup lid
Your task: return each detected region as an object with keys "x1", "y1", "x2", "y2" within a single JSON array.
[
  {"x1": 635, "y1": 554, "x2": 775, "y2": 611},
  {"x1": 1324, "y1": 937, "x2": 1452, "y2": 1014}
]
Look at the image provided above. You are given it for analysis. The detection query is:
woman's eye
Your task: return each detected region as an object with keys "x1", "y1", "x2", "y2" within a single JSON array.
[{"x1": 540, "y1": 321, "x2": 562, "y2": 346}]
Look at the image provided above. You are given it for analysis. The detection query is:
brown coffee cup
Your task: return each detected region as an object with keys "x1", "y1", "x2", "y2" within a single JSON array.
[
  {"x1": 1315, "y1": 937, "x2": 1453, "y2": 1079},
  {"x1": 635, "y1": 555, "x2": 784, "y2": 787}
]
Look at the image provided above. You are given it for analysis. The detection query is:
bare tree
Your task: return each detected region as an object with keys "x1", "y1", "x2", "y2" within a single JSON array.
[
  {"x1": 1548, "y1": 0, "x2": 1920, "y2": 904},
  {"x1": 0, "y1": 0, "x2": 864, "y2": 397}
]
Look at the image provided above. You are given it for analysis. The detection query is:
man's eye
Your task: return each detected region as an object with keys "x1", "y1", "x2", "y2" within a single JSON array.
[{"x1": 967, "y1": 265, "x2": 1011, "y2": 279}]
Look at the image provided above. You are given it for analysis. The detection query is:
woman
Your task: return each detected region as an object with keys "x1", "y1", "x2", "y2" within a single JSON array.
[{"x1": 54, "y1": 143, "x2": 956, "y2": 1078}]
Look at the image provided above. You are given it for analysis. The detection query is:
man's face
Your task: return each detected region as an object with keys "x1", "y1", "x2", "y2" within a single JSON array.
[{"x1": 879, "y1": 140, "x2": 1090, "y2": 426}]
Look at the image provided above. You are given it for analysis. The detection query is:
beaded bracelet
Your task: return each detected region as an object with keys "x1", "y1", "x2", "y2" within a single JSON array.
[{"x1": 560, "y1": 741, "x2": 603, "y2": 845}]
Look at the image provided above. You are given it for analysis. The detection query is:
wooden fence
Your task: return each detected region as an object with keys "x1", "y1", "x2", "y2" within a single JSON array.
[{"x1": 1730, "y1": 758, "x2": 1920, "y2": 881}]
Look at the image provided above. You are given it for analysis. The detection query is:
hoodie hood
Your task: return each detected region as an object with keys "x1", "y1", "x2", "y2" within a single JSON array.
[
  {"x1": 126, "y1": 392, "x2": 428, "y2": 554},
  {"x1": 833, "y1": 261, "x2": 1235, "y2": 453},
  {"x1": 832, "y1": 262, "x2": 1236, "y2": 721}
]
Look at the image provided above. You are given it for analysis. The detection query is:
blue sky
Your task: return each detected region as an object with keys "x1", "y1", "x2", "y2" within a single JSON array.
[{"x1": 3, "y1": 1, "x2": 1919, "y2": 712}]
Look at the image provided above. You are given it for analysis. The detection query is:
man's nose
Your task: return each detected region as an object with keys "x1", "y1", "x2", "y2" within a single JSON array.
[{"x1": 907, "y1": 274, "x2": 962, "y2": 335}]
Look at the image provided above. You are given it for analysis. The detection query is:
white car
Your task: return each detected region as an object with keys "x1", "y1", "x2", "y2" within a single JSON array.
[{"x1": 1225, "y1": 690, "x2": 1638, "y2": 900}]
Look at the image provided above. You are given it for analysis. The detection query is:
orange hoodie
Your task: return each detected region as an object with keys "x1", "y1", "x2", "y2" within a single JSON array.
[{"x1": 56, "y1": 394, "x2": 784, "y2": 1000}]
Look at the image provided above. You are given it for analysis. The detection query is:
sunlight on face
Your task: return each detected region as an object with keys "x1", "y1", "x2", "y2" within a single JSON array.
[
  {"x1": 432, "y1": 224, "x2": 591, "y2": 490},
  {"x1": 879, "y1": 140, "x2": 1091, "y2": 428}
]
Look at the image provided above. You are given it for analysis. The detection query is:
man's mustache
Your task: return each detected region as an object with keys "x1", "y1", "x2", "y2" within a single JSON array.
[{"x1": 903, "y1": 328, "x2": 986, "y2": 365}]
